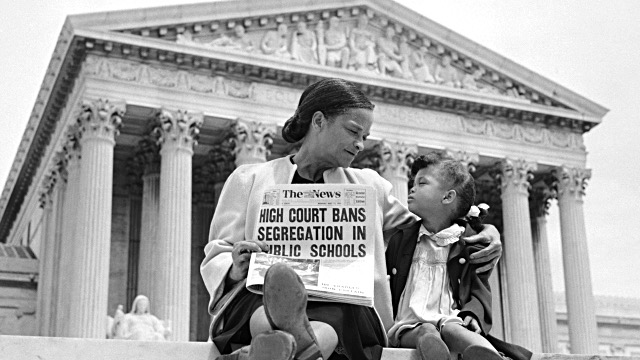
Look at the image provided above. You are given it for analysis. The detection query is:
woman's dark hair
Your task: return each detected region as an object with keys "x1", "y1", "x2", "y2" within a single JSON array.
[
  {"x1": 410, "y1": 152, "x2": 476, "y2": 221},
  {"x1": 282, "y1": 78, "x2": 375, "y2": 143}
]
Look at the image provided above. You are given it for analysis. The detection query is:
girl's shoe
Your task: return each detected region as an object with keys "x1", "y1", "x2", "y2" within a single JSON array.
[
  {"x1": 263, "y1": 263, "x2": 323, "y2": 360},
  {"x1": 417, "y1": 333, "x2": 450, "y2": 360},
  {"x1": 462, "y1": 345, "x2": 503, "y2": 360}
]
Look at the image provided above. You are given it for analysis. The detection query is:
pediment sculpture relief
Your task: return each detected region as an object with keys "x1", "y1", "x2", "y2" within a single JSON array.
[{"x1": 174, "y1": 11, "x2": 525, "y2": 100}]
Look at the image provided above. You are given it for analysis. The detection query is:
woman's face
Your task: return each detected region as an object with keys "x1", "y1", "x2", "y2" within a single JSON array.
[{"x1": 314, "y1": 108, "x2": 373, "y2": 168}]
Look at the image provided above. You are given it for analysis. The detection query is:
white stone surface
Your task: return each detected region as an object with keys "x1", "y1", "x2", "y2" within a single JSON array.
[
  {"x1": 152, "y1": 109, "x2": 202, "y2": 341},
  {"x1": 137, "y1": 172, "x2": 160, "y2": 306},
  {"x1": 557, "y1": 167, "x2": 598, "y2": 353},
  {"x1": 533, "y1": 215, "x2": 559, "y2": 353},
  {"x1": 499, "y1": 158, "x2": 542, "y2": 351}
]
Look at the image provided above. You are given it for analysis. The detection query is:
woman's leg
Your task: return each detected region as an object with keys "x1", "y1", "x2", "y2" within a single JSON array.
[
  {"x1": 250, "y1": 306, "x2": 338, "y2": 359},
  {"x1": 440, "y1": 323, "x2": 500, "y2": 356}
]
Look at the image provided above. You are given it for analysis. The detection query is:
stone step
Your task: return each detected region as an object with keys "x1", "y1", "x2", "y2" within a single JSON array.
[{"x1": 1, "y1": 335, "x2": 638, "y2": 360}]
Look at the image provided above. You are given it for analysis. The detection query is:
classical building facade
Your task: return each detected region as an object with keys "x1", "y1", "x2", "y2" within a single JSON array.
[{"x1": 0, "y1": 0, "x2": 619, "y2": 353}]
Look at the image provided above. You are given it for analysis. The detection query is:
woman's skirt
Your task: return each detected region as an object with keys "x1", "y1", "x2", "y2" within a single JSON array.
[{"x1": 211, "y1": 288, "x2": 386, "y2": 360}]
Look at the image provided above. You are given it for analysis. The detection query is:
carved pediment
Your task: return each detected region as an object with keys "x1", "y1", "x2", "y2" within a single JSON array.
[{"x1": 112, "y1": 4, "x2": 556, "y2": 108}]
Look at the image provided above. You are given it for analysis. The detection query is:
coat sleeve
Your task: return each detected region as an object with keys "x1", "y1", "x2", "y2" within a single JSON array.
[
  {"x1": 457, "y1": 244, "x2": 494, "y2": 335},
  {"x1": 200, "y1": 166, "x2": 253, "y2": 309},
  {"x1": 363, "y1": 169, "x2": 416, "y2": 244}
]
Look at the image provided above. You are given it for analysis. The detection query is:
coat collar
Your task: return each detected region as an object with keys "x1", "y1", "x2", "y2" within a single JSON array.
[{"x1": 398, "y1": 221, "x2": 465, "y2": 260}]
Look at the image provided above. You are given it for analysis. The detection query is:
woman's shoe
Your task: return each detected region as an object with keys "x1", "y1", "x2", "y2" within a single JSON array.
[
  {"x1": 417, "y1": 333, "x2": 450, "y2": 360},
  {"x1": 216, "y1": 330, "x2": 297, "y2": 360},
  {"x1": 263, "y1": 263, "x2": 323, "y2": 360},
  {"x1": 462, "y1": 345, "x2": 503, "y2": 360}
]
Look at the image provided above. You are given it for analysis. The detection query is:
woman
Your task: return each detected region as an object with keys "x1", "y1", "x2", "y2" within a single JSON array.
[{"x1": 201, "y1": 78, "x2": 502, "y2": 360}]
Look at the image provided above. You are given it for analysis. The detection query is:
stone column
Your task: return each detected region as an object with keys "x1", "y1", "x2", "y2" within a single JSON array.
[
  {"x1": 495, "y1": 158, "x2": 542, "y2": 351},
  {"x1": 555, "y1": 166, "x2": 598, "y2": 353},
  {"x1": 36, "y1": 156, "x2": 65, "y2": 336},
  {"x1": 529, "y1": 182, "x2": 558, "y2": 352},
  {"x1": 67, "y1": 99, "x2": 124, "y2": 338},
  {"x1": 55, "y1": 130, "x2": 81, "y2": 337},
  {"x1": 152, "y1": 108, "x2": 202, "y2": 341},
  {"x1": 378, "y1": 140, "x2": 417, "y2": 206},
  {"x1": 135, "y1": 137, "x2": 161, "y2": 308},
  {"x1": 231, "y1": 119, "x2": 275, "y2": 166}
]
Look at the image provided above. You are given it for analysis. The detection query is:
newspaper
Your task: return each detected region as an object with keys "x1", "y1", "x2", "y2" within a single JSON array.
[{"x1": 246, "y1": 184, "x2": 376, "y2": 307}]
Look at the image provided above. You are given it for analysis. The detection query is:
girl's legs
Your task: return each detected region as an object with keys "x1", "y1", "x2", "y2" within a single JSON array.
[
  {"x1": 440, "y1": 323, "x2": 501, "y2": 359},
  {"x1": 399, "y1": 323, "x2": 450, "y2": 360},
  {"x1": 250, "y1": 306, "x2": 338, "y2": 360}
]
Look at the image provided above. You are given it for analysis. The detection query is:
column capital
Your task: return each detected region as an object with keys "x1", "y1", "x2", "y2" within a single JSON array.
[
  {"x1": 62, "y1": 124, "x2": 82, "y2": 166},
  {"x1": 77, "y1": 99, "x2": 125, "y2": 143},
  {"x1": 137, "y1": 133, "x2": 162, "y2": 176},
  {"x1": 155, "y1": 108, "x2": 203, "y2": 152},
  {"x1": 494, "y1": 158, "x2": 537, "y2": 196},
  {"x1": 529, "y1": 186, "x2": 554, "y2": 219},
  {"x1": 554, "y1": 165, "x2": 591, "y2": 201},
  {"x1": 351, "y1": 147, "x2": 382, "y2": 172},
  {"x1": 444, "y1": 148, "x2": 480, "y2": 173},
  {"x1": 529, "y1": 173, "x2": 557, "y2": 219},
  {"x1": 230, "y1": 119, "x2": 275, "y2": 166},
  {"x1": 39, "y1": 151, "x2": 69, "y2": 208},
  {"x1": 378, "y1": 140, "x2": 418, "y2": 180},
  {"x1": 209, "y1": 143, "x2": 236, "y2": 184},
  {"x1": 38, "y1": 172, "x2": 58, "y2": 209}
]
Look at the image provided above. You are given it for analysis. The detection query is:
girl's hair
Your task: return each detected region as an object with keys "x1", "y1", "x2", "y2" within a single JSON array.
[
  {"x1": 282, "y1": 78, "x2": 375, "y2": 143},
  {"x1": 410, "y1": 152, "x2": 476, "y2": 220}
]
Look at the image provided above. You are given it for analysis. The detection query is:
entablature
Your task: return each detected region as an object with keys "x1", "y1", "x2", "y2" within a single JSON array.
[
  {"x1": 75, "y1": 28, "x2": 599, "y2": 132},
  {"x1": 67, "y1": 0, "x2": 607, "y2": 119}
]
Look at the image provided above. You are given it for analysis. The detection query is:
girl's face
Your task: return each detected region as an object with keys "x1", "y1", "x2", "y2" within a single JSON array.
[
  {"x1": 314, "y1": 108, "x2": 373, "y2": 168},
  {"x1": 407, "y1": 166, "x2": 449, "y2": 219}
]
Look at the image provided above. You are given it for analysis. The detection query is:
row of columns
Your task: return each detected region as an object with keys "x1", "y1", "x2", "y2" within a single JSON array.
[
  {"x1": 36, "y1": 106, "x2": 597, "y2": 351},
  {"x1": 37, "y1": 99, "x2": 209, "y2": 340},
  {"x1": 358, "y1": 142, "x2": 598, "y2": 353}
]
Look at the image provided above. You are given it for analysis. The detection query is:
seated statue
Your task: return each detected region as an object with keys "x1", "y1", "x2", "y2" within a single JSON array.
[
  {"x1": 260, "y1": 23, "x2": 290, "y2": 58},
  {"x1": 209, "y1": 24, "x2": 254, "y2": 52},
  {"x1": 348, "y1": 14, "x2": 377, "y2": 71},
  {"x1": 317, "y1": 17, "x2": 350, "y2": 68},
  {"x1": 113, "y1": 295, "x2": 170, "y2": 341},
  {"x1": 409, "y1": 46, "x2": 436, "y2": 83},
  {"x1": 376, "y1": 26, "x2": 404, "y2": 77},
  {"x1": 398, "y1": 36, "x2": 414, "y2": 80},
  {"x1": 462, "y1": 68, "x2": 486, "y2": 91},
  {"x1": 434, "y1": 55, "x2": 461, "y2": 88},
  {"x1": 290, "y1": 20, "x2": 318, "y2": 64}
]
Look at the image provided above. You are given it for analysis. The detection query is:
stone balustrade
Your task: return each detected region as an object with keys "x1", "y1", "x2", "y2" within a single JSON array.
[{"x1": 2, "y1": 335, "x2": 638, "y2": 360}]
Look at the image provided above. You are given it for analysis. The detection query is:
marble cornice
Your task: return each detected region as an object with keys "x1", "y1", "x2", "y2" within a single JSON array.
[
  {"x1": 75, "y1": 27, "x2": 599, "y2": 130},
  {"x1": 0, "y1": 21, "x2": 85, "y2": 242},
  {"x1": 66, "y1": 0, "x2": 607, "y2": 118}
]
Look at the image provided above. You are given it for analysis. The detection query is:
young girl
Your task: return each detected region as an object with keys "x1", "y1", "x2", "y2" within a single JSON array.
[{"x1": 386, "y1": 153, "x2": 531, "y2": 360}]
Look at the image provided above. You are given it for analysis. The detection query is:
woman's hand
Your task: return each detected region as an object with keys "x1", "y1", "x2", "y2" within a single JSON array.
[
  {"x1": 227, "y1": 240, "x2": 269, "y2": 283},
  {"x1": 462, "y1": 316, "x2": 481, "y2": 333},
  {"x1": 462, "y1": 224, "x2": 502, "y2": 273}
]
